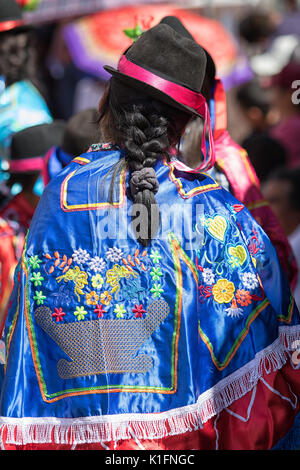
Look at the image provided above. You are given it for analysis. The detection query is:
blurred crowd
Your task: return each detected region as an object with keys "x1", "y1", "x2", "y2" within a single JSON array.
[{"x1": 0, "y1": 0, "x2": 300, "y2": 334}]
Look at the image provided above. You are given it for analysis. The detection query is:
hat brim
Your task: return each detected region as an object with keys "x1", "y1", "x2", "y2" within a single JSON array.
[{"x1": 104, "y1": 65, "x2": 202, "y2": 118}]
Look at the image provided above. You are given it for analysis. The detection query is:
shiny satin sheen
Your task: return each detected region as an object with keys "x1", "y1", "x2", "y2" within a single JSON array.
[{"x1": 1, "y1": 147, "x2": 299, "y2": 425}]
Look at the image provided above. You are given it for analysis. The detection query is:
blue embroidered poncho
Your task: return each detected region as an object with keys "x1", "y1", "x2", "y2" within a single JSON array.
[{"x1": 1, "y1": 145, "x2": 299, "y2": 447}]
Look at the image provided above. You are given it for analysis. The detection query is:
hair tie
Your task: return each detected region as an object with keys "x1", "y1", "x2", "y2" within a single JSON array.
[{"x1": 130, "y1": 167, "x2": 159, "y2": 198}]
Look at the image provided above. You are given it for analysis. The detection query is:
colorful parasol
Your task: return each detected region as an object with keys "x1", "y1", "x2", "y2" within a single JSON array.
[{"x1": 62, "y1": 4, "x2": 246, "y2": 88}]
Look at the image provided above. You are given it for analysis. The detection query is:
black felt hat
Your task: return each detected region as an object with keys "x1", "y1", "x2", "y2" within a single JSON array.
[
  {"x1": 0, "y1": 0, "x2": 28, "y2": 34},
  {"x1": 9, "y1": 121, "x2": 66, "y2": 172},
  {"x1": 104, "y1": 23, "x2": 208, "y2": 117},
  {"x1": 62, "y1": 108, "x2": 101, "y2": 157},
  {"x1": 160, "y1": 16, "x2": 216, "y2": 82}
]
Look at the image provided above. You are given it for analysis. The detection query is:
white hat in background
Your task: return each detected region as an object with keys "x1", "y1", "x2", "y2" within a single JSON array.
[{"x1": 250, "y1": 34, "x2": 300, "y2": 76}]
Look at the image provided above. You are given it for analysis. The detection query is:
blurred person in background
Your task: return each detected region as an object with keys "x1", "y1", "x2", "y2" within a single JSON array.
[
  {"x1": 0, "y1": 121, "x2": 65, "y2": 338},
  {"x1": 263, "y1": 168, "x2": 300, "y2": 309},
  {"x1": 43, "y1": 108, "x2": 100, "y2": 185},
  {"x1": 236, "y1": 79, "x2": 287, "y2": 183},
  {"x1": 0, "y1": 0, "x2": 52, "y2": 199},
  {"x1": 165, "y1": 16, "x2": 298, "y2": 292},
  {"x1": 268, "y1": 62, "x2": 300, "y2": 168}
]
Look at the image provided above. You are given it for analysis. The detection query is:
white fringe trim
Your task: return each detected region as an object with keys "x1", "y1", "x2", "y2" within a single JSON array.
[{"x1": 1, "y1": 324, "x2": 300, "y2": 446}]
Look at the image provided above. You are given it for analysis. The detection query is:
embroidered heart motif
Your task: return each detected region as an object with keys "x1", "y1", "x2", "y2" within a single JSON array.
[
  {"x1": 207, "y1": 215, "x2": 228, "y2": 242},
  {"x1": 228, "y1": 245, "x2": 247, "y2": 266}
]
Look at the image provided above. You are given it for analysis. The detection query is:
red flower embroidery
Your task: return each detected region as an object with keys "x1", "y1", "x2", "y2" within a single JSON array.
[
  {"x1": 94, "y1": 304, "x2": 106, "y2": 318},
  {"x1": 52, "y1": 307, "x2": 66, "y2": 322},
  {"x1": 236, "y1": 289, "x2": 252, "y2": 307},
  {"x1": 132, "y1": 304, "x2": 146, "y2": 318}
]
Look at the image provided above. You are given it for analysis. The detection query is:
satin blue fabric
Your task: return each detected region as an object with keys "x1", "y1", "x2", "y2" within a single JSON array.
[{"x1": 1, "y1": 146, "x2": 299, "y2": 420}]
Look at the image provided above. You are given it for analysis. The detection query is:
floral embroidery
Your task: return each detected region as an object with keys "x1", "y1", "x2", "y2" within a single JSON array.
[
  {"x1": 106, "y1": 264, "x2": 137, "y2": 297},
  {"x1": 236, "y1": 289, "x2": 252, "y2": 307},
  {"x1": 150, "y1": 266, "x2": 163, "y2": 282},
  {"x1": 132, "y1": 304, "x2": 146, "y2": 318},
  {"x1": 52, "y1": 285, "x2": 76, "y2": 307},
  {"x1": 91, "y1": 274, "x2": 104, "y2": 289},
  {"x1": 74, "y1": 306, "x2": 87, "y2": 321},
  {"x1": 225, "y1": 299, "x2": 243, "y2": 319},
  {"x1": 100, "y1": 290, "x2": 112, "y2": 306},
  {"x1": 205, "y1": 215, "x2": 228, "y2": 243},
  {"x1": 29, "y1": 255, "x2": 42, "y2": 269},
  {"x1": 150, "y1": 250, "x2": 162, "y2": 264},
  {"x1": 45, "y1": 252, "x2": 73, "y2": 274},
  {"x1": 241, "y1": 272, "x2": 259, "y2": 290},
  {"x1": 227, "y1": 244, "x2": 247, "y2": 268},
  {"x1": 122, "y1": 249, "x2": 148, "y2": 272},
  {"x1": 114, "y1": 303, "x2": 126, "y2": 318},
  {"x1": 227, "y1": 255, "x2": 240, "y2": 269},
  {"x1": 56, "y1": 266, "x2": 88, "y2": 302},
  {"x1": 52, "y1": 307, "x2": 66, "y2": 322},
  {"x1": 122, "y1": 278, "x2": 146, "y2": 303},
  {"x1": 94, "y1": 304, "x2": 106, "y2": 318},
  {"x1": 89, "y1": 256, "x2": 106, "y2": 273},
  {"x1": 212, "y1": 279, "x2": 235, "y2": 304},
  {"x1": 72, "y1": 248, "x2": 90, "y2": 265},
  {"x1": 33, "y1": 290, "x2": 46, "y2": 305},
  {"x1": 30, "y1": 272, "x2": 44, "y2": 286},
  {"x1": 86, "y1": 291, "x2": 99, "y2": 306},
  {"x1": 150, "y1": 283, "x2": 164, "y2": 298},
  {"x1": 202, "y1": 268, "x2": 215, "y2": 286},
  {"x1": 106, "y1": 247, "x2": 124, "y2": 263}
]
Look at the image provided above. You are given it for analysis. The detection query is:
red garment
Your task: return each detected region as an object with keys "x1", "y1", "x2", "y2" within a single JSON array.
[
  {"x1": 270, "y1": 115, "x2": 300, "y2": 169},
  {"x1": 213, "y1": 80, "x2": 298, "y2": 290},
  {"x1": 0, "y1": 194, "x2": 34, "y2": 336},
  {"x1": 1, "y1": 361, "x2": 299, "y2": 450},
  {"x1": 0, "y1": 220, "x2": 18, "y2": 337}
]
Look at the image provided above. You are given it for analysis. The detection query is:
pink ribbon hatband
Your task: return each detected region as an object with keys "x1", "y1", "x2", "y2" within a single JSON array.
[
  {"x1": 118, "y1": 55, "x2": 216, "y2": 172},
  {"x1": 9, "y1": 156, "x2": 44, "y2": 172}
]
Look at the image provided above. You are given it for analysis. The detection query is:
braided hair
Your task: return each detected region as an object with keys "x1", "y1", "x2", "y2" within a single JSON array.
[{"x1": 99, "y1": 78, "x2": 190, "y2": 246}]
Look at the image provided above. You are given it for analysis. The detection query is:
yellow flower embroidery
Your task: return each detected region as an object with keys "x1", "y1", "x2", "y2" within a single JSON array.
[
  {"x1": 86, "y1": 291, "x2": 99, "y2": 306},
  {"x1": 100, "y1": 290, "x2": 112, "y2": 306},
  {"x1": 212, "y1": 279, "x2": 235, "y2": 304}
]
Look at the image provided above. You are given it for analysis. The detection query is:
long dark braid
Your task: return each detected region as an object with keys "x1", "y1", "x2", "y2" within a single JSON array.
[{"x1": 99, "y1": 78, "x2": 190, "y2": 246}]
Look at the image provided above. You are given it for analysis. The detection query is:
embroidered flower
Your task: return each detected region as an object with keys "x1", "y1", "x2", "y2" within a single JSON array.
[
  {"x1": 86, "y1": 291, "x2": 99, "y2": 306},
  {"x1": 114, "y1": 303, "x2": 126, "y2": 318},
  {"x1": 100, "y1": 290, "x2": 112, "y2": 306},
  {"x1": 150, "y1": 283, "x2": 164, "y2": 298},
  {"x1": 74, "y1": 306, "x2": 88, "y2": 321},
  {"x1": 150, "y1": 250, "x2": 162, "y2": 264},
  {"x1": 89, "y1": 256, "x2": 106, "y2": 273},
  {"x1": 52, "y1": 307, "x2": 66, "y2": 322},
  {"x1": 241, "y1": 272, "x2": 259, "y2": 290},
  {"x1": 72, "y1": 248, "x2": 90, "y2": 265},
  {"x1": 202, "y1": 268, "x2": 215, "y2": 286},
  {"x1": 91, "y1": 274, "x2": 104, "y2": 289},
  {"x1": 29, "y1": 255, "x2": 42, "y2": 269},
  {"x1": 150, "y1": 266, "x2": 163, "y2": 282},
  {"x1": 94, "y1": 304, "x2": 106, "y2": 318},
  {"x1": 122, "y1": 278, "x2": 146, "y2": 303},
  {"x1": 132, "y1": 304, "x2": 146, "y2": 318},
  {"x1": 225, "y1": 299, "x2": 243, "y2": 319},
  {"x1": 105, "y1": 247, "x2": 124, "y2": 263},
  {"x1": 236, "y1": 289, "x2": 252, "y2": 307},
  {"x1": 228, "y1": 255, "x2": 240, "y2": 269},
  {"x1": 33, "y1": 290, "x2": 46, "y2": 305},
  {"x1": 212, "y1": 279, "x2": 235, "y2": 304},
  {"x1": 30, "y1": 271, "x2": 44, "y2": 286}
]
